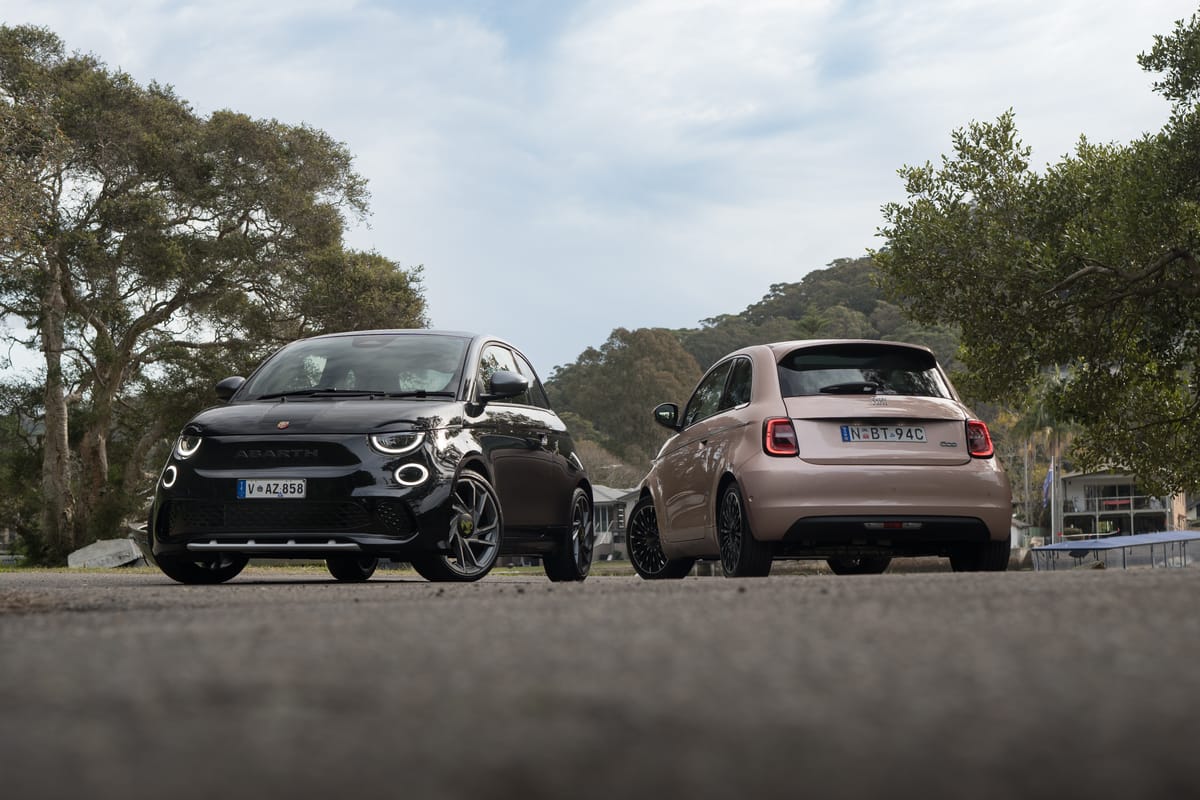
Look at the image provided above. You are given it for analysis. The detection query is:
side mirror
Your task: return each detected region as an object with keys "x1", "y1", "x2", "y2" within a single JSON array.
[
  {"x1": 479, "y1": 370, "x2": 528, "y2": 403},
  {"x1": 653, "y1": 402, "x2": 680, "y2": 430},
  {"x1": 215, "y1": 376, "x2": 246, "y2": 402}
]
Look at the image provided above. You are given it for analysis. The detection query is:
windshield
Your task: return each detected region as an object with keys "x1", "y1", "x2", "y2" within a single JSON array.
[
  {"x1": 777, "y1": 343, "x2": 951, "y2": 398},
  {"x1": 239, "y1": 333, "x2": 470, "y2": 400}
]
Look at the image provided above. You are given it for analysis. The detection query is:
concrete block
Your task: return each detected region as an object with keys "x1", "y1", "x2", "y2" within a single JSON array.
[{"x1": 67, "y1": 538, "x2": 145, "y2": 569}]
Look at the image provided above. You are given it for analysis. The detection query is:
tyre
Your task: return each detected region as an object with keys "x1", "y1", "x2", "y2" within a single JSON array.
[
  {"x1": 717, "y1": 481, "x2": 772, "y2": 578},
  {"x1": 326, "y1": 555, "x2": 379, "y2": 582},
  {"x1": 826, "y1": 556, "x2": 892, "y2": 575},
  {"x1": 156, "y1": 553, "x2": 248, "y2": 584},
  {"x1": 627, "y1": 495, "x2": 695, "y2": 579},
  {"x1": 543, "y1": 488, "x2": 594, "y2": 582},
  {"x1": 410, "y1": 469, "x2": 502, "y2": 582},
  {"x1": 949, "y1": 540, "x2": 1011, "y2": 572}
]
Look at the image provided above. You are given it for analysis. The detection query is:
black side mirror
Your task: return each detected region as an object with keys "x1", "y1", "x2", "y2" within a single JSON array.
[
  {"x1": 653, "y1": 402, "x2": 680, "y2": 430},
  {"x1": 215, "y1": 376, "x2": 246, "y2": 402},
  {"x1": 479, "y1": 370, "x2": 528, "y2": 403}
]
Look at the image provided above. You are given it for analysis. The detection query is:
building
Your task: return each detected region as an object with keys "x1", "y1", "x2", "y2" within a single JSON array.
[
  {"x1": 592, "y1": 485, "x2": 638, "y2": 559},
  {"x1": 1053, "y1": 469, "x2": 1187, "y2": 541}
]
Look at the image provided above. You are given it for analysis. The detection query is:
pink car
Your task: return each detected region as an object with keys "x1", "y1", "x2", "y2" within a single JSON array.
[{"x1": 628, "y1": 340, "x2": 1012, "y2": 578}]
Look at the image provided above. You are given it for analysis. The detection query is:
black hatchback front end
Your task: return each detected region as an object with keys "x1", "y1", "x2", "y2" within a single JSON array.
[{"x1": 143, "y1": 329, "x2": 594, "y2": 584}]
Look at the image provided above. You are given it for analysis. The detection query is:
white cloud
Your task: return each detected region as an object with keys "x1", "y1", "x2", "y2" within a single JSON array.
[{"x1": 3, "y1": 0, "x2": 1198, "y2": 374}]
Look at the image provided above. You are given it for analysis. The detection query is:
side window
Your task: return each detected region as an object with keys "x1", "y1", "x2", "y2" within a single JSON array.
[
  {"x1": 478, "y1": 344, "x2": 531, "y2": 405},
  {"x1": 512, "y1": 352, "x2": 551, "y2": 409},
  {"x1": 682, "y1": 361, "x2": 733, "y2": 427},
  {"x1": 721, "y1": 357, "x2": 752, "y2": 410}
]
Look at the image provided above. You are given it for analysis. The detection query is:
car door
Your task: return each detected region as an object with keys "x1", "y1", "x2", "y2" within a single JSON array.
[
  {"x1": 474, "y1": 343, "x2": 563, "y2": 531},
  {"x1": 511, "y1": 348, "x2": 580, "y2": 529},
  {"x1": 656, "y1": 360, "x2": 734, "y2": 542}
]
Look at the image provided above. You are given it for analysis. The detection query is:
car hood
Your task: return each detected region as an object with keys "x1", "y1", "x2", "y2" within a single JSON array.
[{"x1": 184, "y1": 399, "x2": 465, "y2": 436}]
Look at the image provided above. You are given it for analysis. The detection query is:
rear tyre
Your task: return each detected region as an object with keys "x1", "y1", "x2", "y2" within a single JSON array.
[
  {"x1": 411, "y1": 469, "x2": 502, "y2": 582},
  {"x1": 156, "y1": 553, "x2": 248, "y2": 584},
  {"x1": 627, "y1": 495, "x2": 694, "y2": 580},
  {"x1": 717, "y1": 481, "x2": 772, "y2": 578},
  {"x1": 826, "y1": 556, "x2": 892, "y2": 575},
  {"x1": 949, "y1": 540, "x2": 1011, "y2": 572},
  {"x1": 543, "y1": 488, "x2": 594, "y2": 582},
  {"x1": 326, "y1": 555, "x2": 379, "y2": 582}
]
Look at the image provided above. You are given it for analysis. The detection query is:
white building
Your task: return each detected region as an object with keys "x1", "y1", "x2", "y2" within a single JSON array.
[{"x1": 1052, "y1": 469, "x2": 1187, "y2": 541}]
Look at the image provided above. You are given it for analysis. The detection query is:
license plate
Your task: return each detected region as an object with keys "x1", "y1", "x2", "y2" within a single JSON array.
[
  {"x1": 237, "y1": 479, "x2": 307, "y2": 499},
  {"x1": 840, "y1": 425, "x2": 926, "y2": 443}
]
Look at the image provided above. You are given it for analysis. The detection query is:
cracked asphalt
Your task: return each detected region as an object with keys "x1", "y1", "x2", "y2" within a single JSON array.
[{"x1": 2, "y1": 565, "x2": 1198, "y2": 800}]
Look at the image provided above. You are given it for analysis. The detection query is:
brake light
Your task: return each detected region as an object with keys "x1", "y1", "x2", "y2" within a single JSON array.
[
  {"x1": 966, "y1": 419, "x2": 994, "y2": 458},
  {"x1": 764, "y1": 417, "x2": 799, "y2": 456}
]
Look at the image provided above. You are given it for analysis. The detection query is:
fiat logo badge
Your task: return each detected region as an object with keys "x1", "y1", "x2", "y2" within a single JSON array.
[{"x1": 277, "y1": 421, "x2": 290, "y2": 430}]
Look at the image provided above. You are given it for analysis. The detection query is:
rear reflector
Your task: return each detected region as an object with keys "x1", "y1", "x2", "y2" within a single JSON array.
[
  {"x1": 864, "y1": 521, "x2": 924, "y2": 530},
  {"x1": 966, "y1": 419, "x2": 994, "y2": 458},
  {"x1": 763, "y1": 417, "x2": 799, "y2": 456}
]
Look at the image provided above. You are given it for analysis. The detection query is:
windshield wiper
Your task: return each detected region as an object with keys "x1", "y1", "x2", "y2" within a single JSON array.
[
  {"x1": 819, "y1": 381, "x2": 881, "y2": 395},
  {"x1": 378, "y1": 391, "x2": 456, "y2": 399},
  {"x1": 256, "y1": 388, "x2": 457, "y2": 401},
  {"x1": 256, "y1": 388, "x2": 384, "y2": 401}
]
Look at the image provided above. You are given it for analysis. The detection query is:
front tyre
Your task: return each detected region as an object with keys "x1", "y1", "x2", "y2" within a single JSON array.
[
  {"x1": 543, "y1": 488, "x2": 594, "y2": 582},
  {"x1": 156, "y1": 553, "x2": 248, "y2": 585},
  {"x1": 627, "y1": 495, "x2": 694, "y2": 580},
  {"x1": 411, "y1": 469, "x2": 503, "y2": 582},
  {"x1": 326, "y1": 555, "x2": 379, "y2": 582},
  {"x1": 717, "y1": 481, "x2": 772, "y2": 578},
  {"x1": 949, "y1": 540, "x2": 1011, "y2": 572}
]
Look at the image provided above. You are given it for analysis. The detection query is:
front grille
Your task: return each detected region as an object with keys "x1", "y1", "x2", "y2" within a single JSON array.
[
  {"x1": 171, "y1": 500, "x2": 370, "y2": 533},
  {"x1": 166, "y1": 497, "x2": 418, "y2": 542}
]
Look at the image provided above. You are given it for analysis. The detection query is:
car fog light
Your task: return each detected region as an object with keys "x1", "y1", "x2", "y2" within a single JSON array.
[
  {"x1": 161, "y1": 465, "x2": 178, "y2": 489},
  {"x1": 394, "y1": 464, "x2": 429, "y2": 487}
]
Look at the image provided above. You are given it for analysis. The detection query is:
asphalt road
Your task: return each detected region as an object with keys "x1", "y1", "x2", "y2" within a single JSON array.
[{"x1": 2, "y1": 564, "x2": 1198, "y2": 800}]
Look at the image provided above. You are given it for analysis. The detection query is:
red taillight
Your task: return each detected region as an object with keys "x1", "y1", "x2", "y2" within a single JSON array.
[
  {"x1": 764, "y1": 417, "x2": 799, "y2": 456},
  {"x1": 966, "y1": 419, "x2": 994, "y2": 458}
]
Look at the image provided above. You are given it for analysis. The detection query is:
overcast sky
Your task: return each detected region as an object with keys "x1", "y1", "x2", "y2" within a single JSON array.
[{"x1": 5, "y1": 0, "x2": 1198, "y2": 375}]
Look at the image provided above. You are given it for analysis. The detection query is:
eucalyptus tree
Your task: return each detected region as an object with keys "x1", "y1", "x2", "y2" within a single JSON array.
[{"x1": 0, "y1": 26, "x2": 426, "y2": 559}]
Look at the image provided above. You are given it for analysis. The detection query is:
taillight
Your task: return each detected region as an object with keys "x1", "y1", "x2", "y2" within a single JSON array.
[
  {"x1": 763, "y1": 417, "x2": 798, "y2": 456},
  {"x1": 966, "y1": 419, "x2": 994, "y2": 458}
]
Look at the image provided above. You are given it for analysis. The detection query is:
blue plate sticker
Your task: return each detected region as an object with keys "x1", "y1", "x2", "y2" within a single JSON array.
[
  {"x1": 236, "y1": 479, "x2": 246, "y2": 499},
  {"x1": 840, "y1": 425, "x2": 851, "y2": 442}
]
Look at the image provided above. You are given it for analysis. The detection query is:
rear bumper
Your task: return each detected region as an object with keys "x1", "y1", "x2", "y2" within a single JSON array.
[{"x1": 737, "y1": 455, "x2": 1012, "y2": 547}]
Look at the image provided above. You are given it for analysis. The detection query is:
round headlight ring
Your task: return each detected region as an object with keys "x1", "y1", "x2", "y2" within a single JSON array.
[
  {"x1": 175, "y1": 435, "x2": 202, "y2": 459},
  {"x1": 161, "y1": 465, "x2": 178, "y2": 489},
  {"x1": 370, "y1": 431, "x2": 426, "y2": 455},
  {"x1": 394, "y1": 464, "x2": 430, "y2": 487}
]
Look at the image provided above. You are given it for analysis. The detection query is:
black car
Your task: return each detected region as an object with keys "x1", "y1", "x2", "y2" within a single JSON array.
[{"x1": 144, "y1": 330, "x2": 594, "y2": 584}]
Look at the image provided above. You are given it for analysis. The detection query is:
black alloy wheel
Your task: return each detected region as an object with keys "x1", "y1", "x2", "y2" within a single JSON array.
[
  {"x1": 717, "y1": 481, "x2": 772, "y2": 578},
  {"x1": 627, "y1": 495, "x2": 695, "y2": 580},
  {"x1": 156, "y1": 553, "x2": 249, "y2": 585},
  {"x1": 326, "y1": 555, "x2": 380, "y2": 582},
  {"x1": 826, "y1": 556, "x2": 892, "y2": 575},
  {"x1": 543, "y1": 488, "x2": 595, "y2": 582},
  {"x1": 411, "y1": 469, "x2": 503, "y2": 582},
  {"x1": 949, "y1": 539, "x2": 1011, "y2": 572}
]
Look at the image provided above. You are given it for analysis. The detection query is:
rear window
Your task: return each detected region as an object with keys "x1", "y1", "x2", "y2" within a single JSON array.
[{"x1": 777, "y1": 344, "x2": 951, "y2": 398}]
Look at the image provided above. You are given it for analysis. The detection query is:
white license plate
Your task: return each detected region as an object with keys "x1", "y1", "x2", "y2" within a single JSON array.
[
  {"x1": 840, "y1": 425, "x2": 926, "y2": 443},
  {"x1": 237, "y1": 479, "x2": 307, "y2": 499}
]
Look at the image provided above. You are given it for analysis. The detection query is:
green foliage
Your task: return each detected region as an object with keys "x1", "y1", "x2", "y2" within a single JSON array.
[
  {"x1": 0, "y1": 25, "x2": 427, "y2": 561},
  {"x1": 875, "y1": 12, "x2": 1200, "y2": 494},
  {"x1": 547, "y1": 329, "x2": 702, "y2": 468}
]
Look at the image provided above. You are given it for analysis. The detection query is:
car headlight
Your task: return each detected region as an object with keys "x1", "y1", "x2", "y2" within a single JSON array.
[
  {"x1": 174, "y1": 434, "x2": 202, "y2": 459},
  {"x1": 369, "y1": 431, "x2": 425, "y2": 455}
]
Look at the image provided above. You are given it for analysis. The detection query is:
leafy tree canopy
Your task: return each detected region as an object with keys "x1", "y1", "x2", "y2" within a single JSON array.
[
  {"x1": 0, "y1": 25, "x2": 427, "y2": 560},
  {"x1": 875, "y1": 12, "x2": 1200, "y2": 493}
]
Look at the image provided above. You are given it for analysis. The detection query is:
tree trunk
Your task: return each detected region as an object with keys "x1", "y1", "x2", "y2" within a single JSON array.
[{"x1": 40, "y1": 260, "x2": 75, "y2": 561}]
